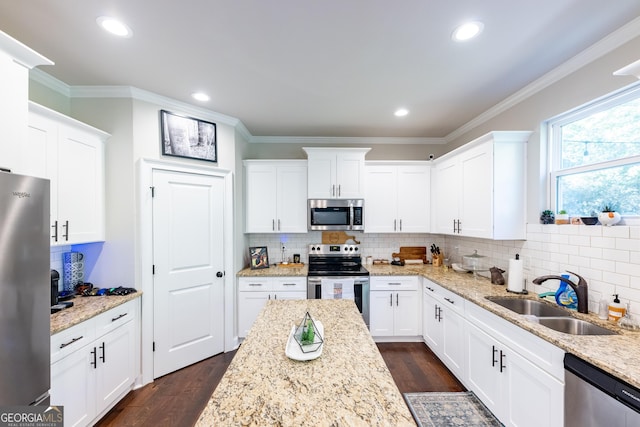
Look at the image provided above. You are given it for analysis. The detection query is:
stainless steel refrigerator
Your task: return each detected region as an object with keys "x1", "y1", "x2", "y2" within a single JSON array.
[{"x1": 0, "y1": 171, "x2": 50, "y2": 405}]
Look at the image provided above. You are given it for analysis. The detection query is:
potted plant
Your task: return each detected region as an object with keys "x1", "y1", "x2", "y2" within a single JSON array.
[
  {"x1": 555, "y1": 209, "x2": 570, "y2": 225},
  {"x1": 540, "y1": 210, "x2": 555, "y2": 225},
  {"x1": 598, "y1": 203, "x2": 621, "y2": 226}
]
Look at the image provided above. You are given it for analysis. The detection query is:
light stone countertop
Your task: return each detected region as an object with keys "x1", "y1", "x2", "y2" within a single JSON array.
[
  {"x1": 237, "y1": 264, "x2": 308, "y2": 277},
  {"x1": 238, "y1": 263, "x2": 640, "y2": 390},
  {"x1": 50, "y1": 293, "x2": 141, "y2": 335},
  {"x1": 196, "y1": 299, "x2": 416, "y2": 427}
]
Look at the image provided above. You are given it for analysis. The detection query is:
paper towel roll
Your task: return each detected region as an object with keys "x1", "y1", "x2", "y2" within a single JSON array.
[{"x1": 507, "y1": 257, "x2": 523, "y2": 293}]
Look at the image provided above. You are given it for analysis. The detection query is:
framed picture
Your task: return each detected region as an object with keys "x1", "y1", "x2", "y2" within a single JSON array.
[
  {"x1": 160, "y1": 110, "x2": 217, "y2": 162},
  {"x1": 250, "y1": 247, "x2": 270, "y2": 269}
]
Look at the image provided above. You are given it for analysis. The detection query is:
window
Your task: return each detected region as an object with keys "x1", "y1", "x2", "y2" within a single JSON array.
[{"x1": 548, "y1": 83, "x2": 640, "y2": 218}]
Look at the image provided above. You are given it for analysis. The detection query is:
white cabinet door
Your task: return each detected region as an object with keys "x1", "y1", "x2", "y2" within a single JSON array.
[
  {"x1": 95, "y1": 319, "x2": 136, "y2": 416},
  {"x1": 56, "y1": 125, "x2": 105, "y2": 244},
  {"x1": 245, "y1": 163, "x2": 278, "y2": 233},
  {"x1": 335, "y1": 151, "x2": 366, "y2": 199},
  {"x1": 238, "y1": 292, "x2": 271, "y2": 337},
  {"x1": 459, "y1": 142, "x2": 492, "y2": 238},
  {"x1": 370, "y1": 291, "x2": 395, "y2": 336},
  {"x1": 396, "y1": 165, "x2": 430, "y2": 232},
  {"x1": 364, "y1": 166, "x2": 397, "y2": 232},
  {"x1": 304, "y1": 148, "x2": 369, "y2": 199},
  {"x1": 276, "y1": 165, "x2": 307, "y2": 232},
  {"x1": 441, "y1": 305, "x2": 465, "y2": 378},
  {"x1": 503, "y1": 347, "x2": 564, "y2": 427},
  {"x1": 28, "y1": 104, "x2": 108, "y2": 246},
  {"x1": 394, "y1": 291, "x2": 421, "y2": 336},
  {"x1": 245, "y1": 161, "x2": 307, "y2": 233},
  {"x1": 466, "y1": 322, "x2": 502, "y2": 416},
  {"x1": 432, "y1": 157, "x2": 460, "y2": 235},
  {"x1": 50, "y1": 346, "x2": 96, "y2": 427},
  {"x1": 306, "y1": 151, "x2": 336, "y2": 198},
  {"x1": 273, "y1": 291, "x2": 307, "y2": 301},
  {"x1": 422, "y1": 289, "x2": 442, "y2": 352},
  {"x1": 365, "y1": 163, "x2": 430, "y2": 233}
]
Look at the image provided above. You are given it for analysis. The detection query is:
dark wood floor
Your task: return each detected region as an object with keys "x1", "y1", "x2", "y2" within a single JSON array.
[{"x1": 96, "y1": 342, "x2": 464, "y2": 426}]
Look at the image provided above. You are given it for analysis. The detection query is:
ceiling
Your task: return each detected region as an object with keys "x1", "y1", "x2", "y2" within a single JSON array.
[{"x1": 1, "y1": 0, "x2": 640, "y2": 141}]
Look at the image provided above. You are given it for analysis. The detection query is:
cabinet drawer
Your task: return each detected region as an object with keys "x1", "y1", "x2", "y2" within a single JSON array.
[
  {"x1": 94, "y1": 300, "x2": 137, "y2": 340},
  {"x1": 51, "y1": 319, "x2": 95, "y2": 364},
  {"x1": 272, "y1": 277, "x2": 306, "y2": 292},
  {"x1": 370, "y1": 276, "x2": 420, "y2": 291},
  {"x1": 238, "y1": 277, "x2": 272, "y2": 291}
]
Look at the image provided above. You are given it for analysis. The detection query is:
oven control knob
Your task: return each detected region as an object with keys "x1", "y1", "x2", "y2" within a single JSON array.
[{"x1": 354, "y1": 247, "x2": 358, "y2": 251}]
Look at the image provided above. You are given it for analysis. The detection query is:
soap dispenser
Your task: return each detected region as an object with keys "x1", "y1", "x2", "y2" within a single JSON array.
[{"x1": 608, "y1": 294, "x2": 626, "y2": 322}]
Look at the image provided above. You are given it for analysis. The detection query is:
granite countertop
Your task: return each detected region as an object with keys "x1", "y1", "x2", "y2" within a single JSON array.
[
  {"x1": 368, "y1": 264, "x2": 640, "y2": 390},
  {"x1": 196, "y1": 299, "x2": 416, "y2": 426},
  {"x1": 50, "y1": 293, "x2": 141, "y2": 335},
  {"x1": 237, "y1": 264, "x2": 308, "y2": 277},
  {"x1": 238, "y1": 263, "x2": 640, "y2": 390}
]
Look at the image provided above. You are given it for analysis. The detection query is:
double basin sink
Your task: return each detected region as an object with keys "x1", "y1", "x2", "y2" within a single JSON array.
[{"x1": 486, "y1": 297, "x2": 617, "y2": 335}]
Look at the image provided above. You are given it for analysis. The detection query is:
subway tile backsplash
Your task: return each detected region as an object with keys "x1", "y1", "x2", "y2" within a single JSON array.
[{"x1": 248, "y1": 223, "x2": 640, "y2": 316}]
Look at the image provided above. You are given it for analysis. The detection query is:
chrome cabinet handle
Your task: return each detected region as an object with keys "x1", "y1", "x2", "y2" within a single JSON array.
[
  {"x1": 272, "y1": 219, "x2": 275, "y2": 231},
  {"x1": 389, "y1": 293, "x2": 393, "y2": 306},
  {"x1": 399, "y1": 219, "x2": 402, "y2": 231},
  {"x1": 394, "y1": 219, "x2": 397, "y2": 231},
  {"x1": 338, "y1": 185, "x2": 341, "y2": 197},
  {"x1": 396, "y1": 293, "x2": 399, "y2": 306},
  {"x1": 282, "y1": 283, "x2": 297, "y2": 286},
  {"x1": 332, "y1": 184, "x2": 336, "y2": 197},
  {"x1": 278, "y1": 219, "x2": 281, "y2": 231}
]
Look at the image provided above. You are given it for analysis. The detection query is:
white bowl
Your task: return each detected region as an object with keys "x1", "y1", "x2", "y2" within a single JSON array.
[{"x1": 451, "y1": 263, "x2": 468, "y2": 272}]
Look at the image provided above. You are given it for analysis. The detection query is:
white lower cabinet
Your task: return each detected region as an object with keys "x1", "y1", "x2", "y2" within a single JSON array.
[
  {"x1": 370, "y1": 276, "x2": 421, "y2": 337},
  {"x1": 50, "y1": 299, "x2": 139, "y2": 427},
  {"x1": 465, "y1": 302, "x2": 564, "y2": 427},
  {"x1": 238, "y1": 277, "x2": 306, "y2": 337},
  {"x1": 422, "y1": 280, "x2": 465, "y2": 379}
]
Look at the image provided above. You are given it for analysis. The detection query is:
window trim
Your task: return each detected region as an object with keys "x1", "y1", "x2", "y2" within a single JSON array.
[{"x1": 546, "y1": 81, "x2": 640, "y2": 223}]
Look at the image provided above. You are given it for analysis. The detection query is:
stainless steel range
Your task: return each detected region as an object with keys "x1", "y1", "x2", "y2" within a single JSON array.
[{"x1": 307, "y1": 244, "x2": 370, "y2": 327}]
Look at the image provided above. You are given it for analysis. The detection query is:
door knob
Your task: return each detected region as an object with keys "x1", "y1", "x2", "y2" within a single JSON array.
[{"x1": 216, "y1": 271, "x2": 224, "y2": 278}]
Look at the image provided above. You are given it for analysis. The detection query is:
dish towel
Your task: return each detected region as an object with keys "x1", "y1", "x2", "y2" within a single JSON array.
[{"x1": 321, "y1": 278, "x2": 355, "y2": 300}]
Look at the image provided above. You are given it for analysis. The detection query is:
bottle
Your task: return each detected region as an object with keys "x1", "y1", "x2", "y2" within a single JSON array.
[
  {"x1": 608, "y1": 294, "x2": 626, "y2": 322},
  {"x1": 555, "y1": 274, "x2": 578, "y2": 310}
]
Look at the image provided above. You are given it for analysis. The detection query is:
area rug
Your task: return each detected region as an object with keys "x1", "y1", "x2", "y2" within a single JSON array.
[{"x1": 404, "y1": 392, "x2": 502, "y2": 427}]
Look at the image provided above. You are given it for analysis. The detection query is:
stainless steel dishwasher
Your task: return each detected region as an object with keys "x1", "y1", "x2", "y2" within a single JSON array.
[{"x1": 565, "y1": 353, "x2": 640, "y2": 426}]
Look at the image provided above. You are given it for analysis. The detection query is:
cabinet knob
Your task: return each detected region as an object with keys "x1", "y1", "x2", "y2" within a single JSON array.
[{"x1": 216, "y1": 271, "x2": 224, "y2": 278}]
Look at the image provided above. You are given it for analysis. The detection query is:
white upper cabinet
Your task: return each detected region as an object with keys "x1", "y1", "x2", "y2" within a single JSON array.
[
  {"x1": 432, "y1": 131, "x2": 531, "y2": 240},
  {"x1": 303, "y1": 147, "x2": 370, "y2": 199},
  {"x1": 244, "y1": 160, "x2": 307, "y2": 233},
  {"x1": 0, "y1": 31, "x2": 52, "y2": 172},
  {"x1": 28, "y1": 102, "x2": 109, "y2": 245},
  {"x1": 365, "y1": 162, "x2": 430, "y2": 233}
]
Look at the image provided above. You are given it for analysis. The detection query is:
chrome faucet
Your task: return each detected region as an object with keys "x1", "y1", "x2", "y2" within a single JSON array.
[{"x1": 532, "y1": 271, "x2": 589, "y2": 314}]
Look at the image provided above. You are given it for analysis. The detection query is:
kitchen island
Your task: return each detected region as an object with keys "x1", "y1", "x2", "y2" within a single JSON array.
[{"x1": 196, "y1": 299, "x2": 416, "y2": 426}]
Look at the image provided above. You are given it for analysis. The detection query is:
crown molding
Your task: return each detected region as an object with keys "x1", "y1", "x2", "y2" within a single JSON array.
[
  {"x1": 445, "y1": 15, "x2": 640, "y2": 142},
  {"x1": 0, "y1": 30, "x2": 53, "y2": 69},
  {"x1": 248, "y1": 135, "x2": 446, "y2": 144}
]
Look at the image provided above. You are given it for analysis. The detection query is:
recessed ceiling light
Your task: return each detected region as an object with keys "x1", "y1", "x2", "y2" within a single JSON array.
[
  {"x1": 192, "y1": 92, "x2": 210, "y2": 102},
  {"x1": 394, "y1": 108, "x2": 409, "y2": 117},
  {"x1": 96, "y1": 16, "x2": 133, "y2": 38},
  {"x1": 452, "y1": 21, "x2": 483, "y2": 42}
]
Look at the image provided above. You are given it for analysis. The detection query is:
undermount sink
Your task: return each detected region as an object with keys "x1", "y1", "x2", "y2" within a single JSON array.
[
  {"x1": 537, "y1": 317, "x2": 618, "y2": 336},
  {"x1": 486, "y1": 297, "x2": 572, "y2": 317},
  {"x1": 486, "y1": 296, "x2": 618, "y2": 335}
]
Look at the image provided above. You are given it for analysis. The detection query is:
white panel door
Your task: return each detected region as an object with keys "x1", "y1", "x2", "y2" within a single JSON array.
[
  {"x1": 433, "y1": 158, "x2": 460, "y2": 235},
  {"x1": 276, "y1": 165, "x2": 307, "y2": 232},
  {"x1": 245, "y1": 164, "x2": 278, "y2": 232},
  {"x1": 153, "y1": 170, "x2": 225, "y2": 378},
  {"x1": 397, "y1": 165, "x2": 430, "y2": 232},
  {"x1": 459, "y1": 143, "x2": 492, "y2": 238}
]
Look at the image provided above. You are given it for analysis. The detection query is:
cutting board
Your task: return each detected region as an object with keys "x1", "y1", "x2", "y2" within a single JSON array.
[
  {"x1": 321, "y1": 231, "x2": 361, "y2": 244},
  {"x1": 392, "y1": 246, "x2": 427, "y2": 264}
]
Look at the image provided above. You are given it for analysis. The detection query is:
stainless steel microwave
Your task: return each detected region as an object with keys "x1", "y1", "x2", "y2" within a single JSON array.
[{"x1": 308, "y1": 199, "x2": 364, "y2": 231}]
